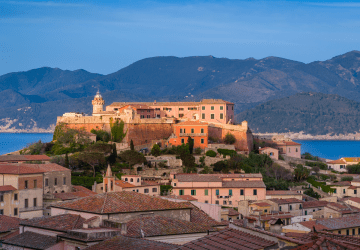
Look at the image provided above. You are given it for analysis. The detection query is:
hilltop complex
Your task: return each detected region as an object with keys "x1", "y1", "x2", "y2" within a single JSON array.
[{"x1": 57, "y1": 91, "x2": 253, "y2": 152}]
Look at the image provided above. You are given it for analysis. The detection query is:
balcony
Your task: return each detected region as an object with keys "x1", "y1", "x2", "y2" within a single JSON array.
[
  {"x1": 19, "y1": 206, "x2": 44, "y2": 213},
  {"x1": 179, "y1": 133, "x2": 207, "y2": 137}
]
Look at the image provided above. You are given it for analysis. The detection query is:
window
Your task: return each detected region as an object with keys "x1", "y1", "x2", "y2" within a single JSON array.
[
  {"x1": 179, "y1": 190, "x2": 184, "y2": 195},
  {"x1": 45, "y1": 179, "x2": 49, "y2": 186},
  {"x1": 181, "y1": 138, "x2": 185, "y2": 144},
  {"x1": 223, "y1": 200, "x2": 227, "y2": 205},
  {"x1": 0, "y1": 194, "x2": 3, "y2": 202},
  {"x1": 33, "y1": 198, "x2": 37, "y2": 207},
  {"x1": 202, "y1": 114, "x2": 205, "y2": 119},
  {"x1": 152, "y1": 188, "x2": 157, "y2": 192},
  {"x1": 347, "y1": 229, "x2": 349, "y2": 235},
  {"x1": 191, "y1": 128, "x2": 194, "y2": 133},
  {"x1": 289, "y1": 205, "x2": 292, "y2": 211},
  {"x1": 204, "y1": 189, "x2": 208, "y2": 196},
  {"x1": 229, "y1": 189, "x2": 232, "y2": 196},
  {"x1": 216, "y1": 190, "x2": 219, "y2": 195},
  {"x1": 279, "y1": 206, "x2": 282, "y2": 211},
  {"x1": 205, "y1": 200, "x2": 208, "y2": 204},
  {"x1": 201, "y1": 128, "x2": 204, "y2": 133},
  {"x1": 211, "y1": 106, "x2": 214, "y2": 110},
  {"x1": 0, "y1": 210, "x2": 3, "y2": 215},
  {"x1": 201, "y1": 138, "x2": 204, "y2": 144},
  {"x1": 220, "y1": 106, "x2": 223, "y2": 110},
  {"x1": 253, "y1": 189, "x2": 257, "y2": 195},
  {"x1": 24, "y1": 180, "x2": 28, "y2": 189},
  {"x1": 240, "y1": 190, "x2": 244, "y2": 195},
  {"x1": 14, "y1": 208, "x2": 18, "y2": 216},
  {"x1": 202, "y1": 106, "x2": 205, "y2": 110},
  {"x1": 144, "y1": 189, "x2": 149, "y2": 193},
  {"x1": 14, "y1": 193, "x2": 18, "y2": 201},
  {"x1": 338, "y1": 230, "x2": 341, "y2": 234},
  {"x1": 220, "y1": 113, "x2": 223, "y2": 119},
  {"x1": 63, "y1": 177, "x2": 66, "y2": 185},
  {"x1": 54, "y1": 178, "x2": 58, "y2": 186},
  {"x1": 25, "y1": 199, "x2": 28, "y2": 208},
  {"x1": 191, "y1": 190, "x2": 196, "y2": 195},
  {"x1": 215, "y1": 200, "x2": 219, "y2": 205},
  {"x1": 211, "y1": 114, "x2": 214, "y2": 119}
]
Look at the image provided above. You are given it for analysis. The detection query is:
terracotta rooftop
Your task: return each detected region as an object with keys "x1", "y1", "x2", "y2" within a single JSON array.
[
  {"x1": 2, "y1": 231, "x2": 58, "y2": 249},
  {"x1": 0, "y1": 164, "x2": 46, "y2": 175},
  {"x1": 84, "y1": 235, "x2": 177, "y2": 250},
  {"x1": 0, "y1": 185, "x2": 17, "y2": 192},
  {"x1": 21, "y1": 214, "x2": 86, "y2": 232},
  {"x1": 303, "y1": 201, "x2": 328, "y2": 209},
  {"x1": 266, "y1": 190, "x2": 300, "y2": 195},
  {"x1": 126, "y1": 215, "x2": 215, "y2": 238},
  {"x1": 51, "y1": 191, "x2": 191, "y2": 214},
  {"x1": 0, "y1": 155, "x2": 50, "y2": 162},
  {"x1": 269, "y1": 198, "x2": 304, "y2": 204},
  {"x1": 174, "y1": 228, "x2": 277, "y2": 250},
  {"x1": 0, "y1": 215, "x2": 22, "y2": 233},
  {"x1": 316, "y1": 215, "x2": 360, "y2": 230}
]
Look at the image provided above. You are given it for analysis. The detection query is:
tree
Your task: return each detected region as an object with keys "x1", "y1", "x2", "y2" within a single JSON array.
[
  {"x1": 64, "y1": 153, "x2": 70, "y2": 169},
  {"x1": 130, "y1": 140, "x2": 134, "y2": 151},
  {"x1": 110, "y1": 119, "x2": 127, "y2": 142},
  {"x1": 294, "y1": 164, "x2": 310, "y2": 181},
  {"x1": 119, "y1": 150, "x2": 146, "y2": 166},
  {"x1": 187, "y1": 136, "x2": 194, "y2": 154},
  {"x1": 151, "y1": 144, "x2": 161, "y2": 157},
  {"x1": 224, "y1": 133, "x2": 236, "y2": 144}
]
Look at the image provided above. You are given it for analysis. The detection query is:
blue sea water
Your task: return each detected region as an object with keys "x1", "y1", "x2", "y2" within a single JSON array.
[
  {"x1": 0, "y1": 133, "x2": 53, "y2": 155},
  {"x1": 294, "y1": 140, "x2": 360, "y2": 160}
]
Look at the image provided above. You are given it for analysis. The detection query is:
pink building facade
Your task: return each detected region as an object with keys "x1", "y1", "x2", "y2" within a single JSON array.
[
  {"x1": 106, "y1": 99, "x2": 235, "y2": 124},
  {"x1": 171, "y1": 174, "x2": 266, "y2": 207}
]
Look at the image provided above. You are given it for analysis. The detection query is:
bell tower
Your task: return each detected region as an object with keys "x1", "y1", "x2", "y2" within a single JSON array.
[{"x1": 92, "y1": 90, "x2": 105, "y2": 114}]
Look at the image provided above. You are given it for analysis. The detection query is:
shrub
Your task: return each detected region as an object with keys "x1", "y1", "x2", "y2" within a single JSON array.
[
  {"x1": 224, "y1": 133, "x2": 236, "y2": 144},
  {"x1": 206, "y1": 150, "x2": 217, "y2": 157},
  {"x1": 341, "y1": 176, "x2": 353, "y2": 182},
  {"x1": 194, "y1": 147, "x2": 202, "y2": 155}
]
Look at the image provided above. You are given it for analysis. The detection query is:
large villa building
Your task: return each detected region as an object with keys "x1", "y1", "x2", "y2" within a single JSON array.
[{"x1": 170, "y1": 173, "x2": 266, "y2": 207}]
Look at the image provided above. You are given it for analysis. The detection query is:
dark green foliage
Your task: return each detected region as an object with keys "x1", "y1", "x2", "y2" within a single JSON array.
[
  {"x1": 160, "y1": 185, "x2": 173, "y2": 196},
  {"x1": 347, "y1": 164, "x2": 360, "y2": 174},
  {"x1": 130, "y1": 140, "x2": 134, "y2": 151},
  {"x1": 194, "y1": 147, "x2": 202, "y2": 155},
  {"x1": 224, "y1": 133, "x2": 236, "y2": 144},
  {"x1": 65, "y1": 153, "x2": 69, "y2": 168},
  {"x1": 306, "y1": 161, "x2": 328, "y2": 170},
  {"x1": 217, "y1": 149, "x2": 236, "y2": 157},
  {"x1": 119, "y1": 150, "x2": 146, "y2": 166},
  {"x1": 110, "y1": 119, "x2": 127, "y2": 142},
  {"x1": 151, "y1": 144, "x2": 161, "y2": 157},
  {"x1": 90, "y1": 129, "x2": 111, "y2": 142},
  {"x1": 341, "y1": 176, "x2": 353, "y2": 181},
  {"x1": 304, "y1": 188, "x2": 321, "y2": 199},
  {"x1": 188, "y1": 136, "x2": 194, "y2": 154},
  {"x1": 206, "y1": 150, "x2": 217, "y2": 157}
]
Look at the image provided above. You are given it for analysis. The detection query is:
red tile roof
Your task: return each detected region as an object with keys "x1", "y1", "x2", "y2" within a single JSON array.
[
  {"x1": 51, "y1": 191, "x2": 191, "y2": 214},
  {"x1": 84, "y1": 235, "x2": 177, "y2": 250},
  {"x1": 21, "y1": 214, "x2": 86, "y2": 232},
  {"x1": 126, "y1": 215, "x2": 215, "y2": 238},
  {"x1": 174, "y1": 228, "x2": 277, "y2": 250},
  {"x1": 0, "y1": 155, "x2": 50, "y2": 162},
  {"x1": 0, "y1": 215, "x2": 22, "y2": 233},
  {"x1": 0, "y1": 185, "x2": 17, "y2": 192},
  {"x1": 2, "y1": 231, "x2": 58, "y2": 249}
]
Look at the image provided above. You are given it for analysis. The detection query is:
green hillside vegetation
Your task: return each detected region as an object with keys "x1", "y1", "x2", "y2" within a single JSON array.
[{"x1": 237, "y1": 92, "x2": 360, "y2": 135}]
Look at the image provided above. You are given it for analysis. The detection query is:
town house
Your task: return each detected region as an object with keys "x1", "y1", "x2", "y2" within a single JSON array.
[{"x1": 171, "y1": 173, "x2": 266, "y2": 207}]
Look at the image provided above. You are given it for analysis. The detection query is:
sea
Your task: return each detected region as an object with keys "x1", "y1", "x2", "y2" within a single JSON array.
[
  {"x1": 0, "y1": 134, "x2": 360, "y2": 160},
  {"x1": 0, "y1": 133, "x2": 53, "y2": 155}
]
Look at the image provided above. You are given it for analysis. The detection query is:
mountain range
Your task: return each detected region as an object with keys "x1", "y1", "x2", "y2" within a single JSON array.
[{"x1": 1, "y1": 50, "x2": 360, "y2": 134}]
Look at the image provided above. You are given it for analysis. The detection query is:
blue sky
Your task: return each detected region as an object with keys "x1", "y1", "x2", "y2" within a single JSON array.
[{"x1": 1, "y1": 0, "x2": 360, "y2": 75}]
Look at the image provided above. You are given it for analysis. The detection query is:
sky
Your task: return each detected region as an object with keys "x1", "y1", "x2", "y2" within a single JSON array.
[{"x1": 1, "y1": 0, "x2": 360, "y2": 75}]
